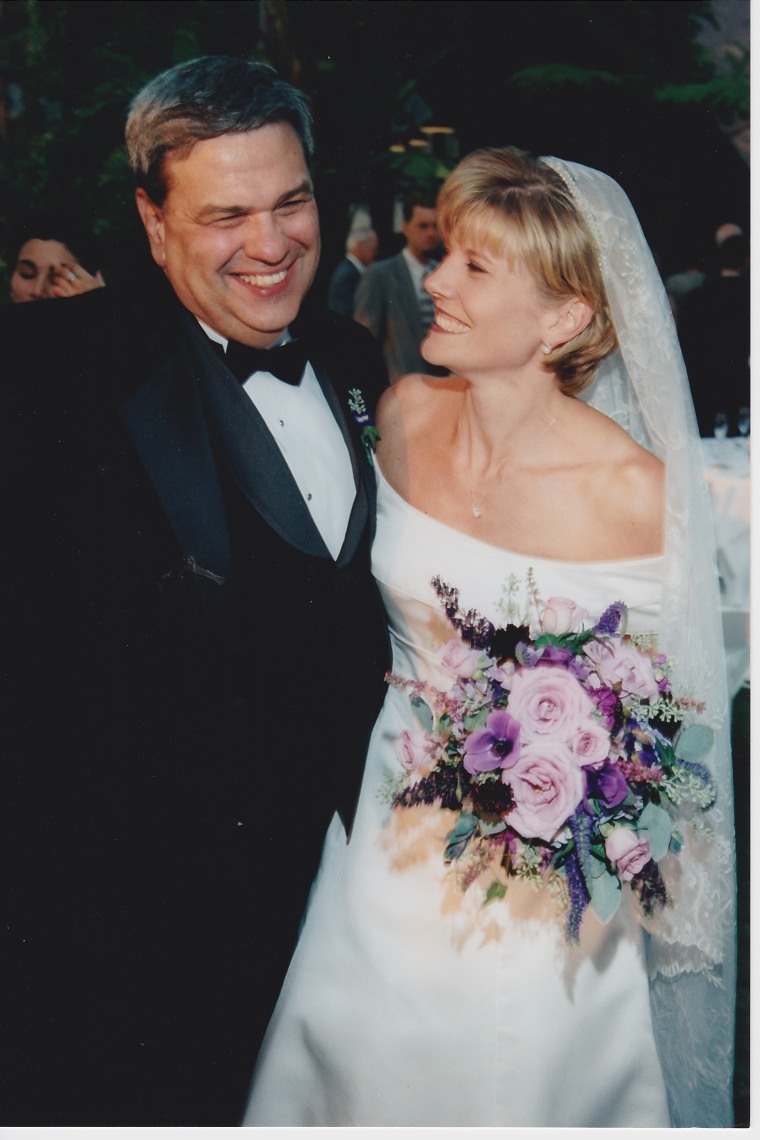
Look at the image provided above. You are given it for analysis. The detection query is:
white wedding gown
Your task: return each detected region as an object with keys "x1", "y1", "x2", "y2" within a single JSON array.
[{"x1": 243, "y1": 465, "x2": 671, "y2": 1127}]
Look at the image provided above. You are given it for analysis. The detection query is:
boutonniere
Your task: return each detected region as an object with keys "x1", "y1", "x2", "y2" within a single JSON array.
[{"x1": 347, "y1": 387, "x2": 380, "y2": 466}]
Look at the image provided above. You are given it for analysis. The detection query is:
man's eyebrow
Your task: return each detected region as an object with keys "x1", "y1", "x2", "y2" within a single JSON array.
[
  {"x1": 275, "y1": 179, "x2": 314, "y2": 206},
  {"x1": 195, "y1": 181, "x2": 314, "y2": 221}
]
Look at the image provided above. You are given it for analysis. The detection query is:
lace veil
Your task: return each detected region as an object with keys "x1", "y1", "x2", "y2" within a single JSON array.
[{"x1": 540, "y1": 157, "x2": 736, "y2": 1127}]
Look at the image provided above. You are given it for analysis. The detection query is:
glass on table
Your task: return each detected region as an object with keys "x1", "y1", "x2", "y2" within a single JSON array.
[
  {"x1": 737, "y1": 407, "x2": 750, "y2": 438},
  {"x1": 713, "y1": 411, "x2": 729, "y2": 440}
]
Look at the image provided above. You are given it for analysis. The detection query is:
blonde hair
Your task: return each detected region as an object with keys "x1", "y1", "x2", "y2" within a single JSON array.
[{"x1": 437, "y1": 147, "x2": 617, "y2": 395}]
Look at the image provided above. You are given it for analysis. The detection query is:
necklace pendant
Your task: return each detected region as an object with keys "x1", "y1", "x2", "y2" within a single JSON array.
[{"x1": 472, "y1": 502, "x2": 482, "y2": 519}]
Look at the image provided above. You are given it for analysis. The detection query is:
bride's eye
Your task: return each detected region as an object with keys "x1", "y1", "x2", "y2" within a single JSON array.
[{"x1": 466, "y1": 260, "x2": 486, "y2": 273}]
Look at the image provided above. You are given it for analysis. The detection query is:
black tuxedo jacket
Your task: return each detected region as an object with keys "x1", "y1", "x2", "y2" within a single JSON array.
[{"x1": 0, "y1": 274, "x2": 389, "y2": 1125}]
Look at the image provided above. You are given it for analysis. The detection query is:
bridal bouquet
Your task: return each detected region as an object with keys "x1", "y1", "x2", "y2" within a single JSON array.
[{"x1": 387, "y1": 576, "x2": 716, "y2": 939}]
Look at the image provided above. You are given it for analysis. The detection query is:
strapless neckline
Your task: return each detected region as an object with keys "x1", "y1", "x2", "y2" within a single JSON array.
[{"x1": 375, "y1": 458, "x2": 664, "y2": 570}]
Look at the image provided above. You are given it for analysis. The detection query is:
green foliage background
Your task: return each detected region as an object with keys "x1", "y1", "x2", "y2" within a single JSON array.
[{"x1": 0, "y1": 0, "x2": 749, "y2": 293}]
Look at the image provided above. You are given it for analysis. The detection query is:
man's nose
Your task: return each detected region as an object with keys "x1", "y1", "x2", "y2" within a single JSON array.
[{"x1": 240, "y1": 214, "x2": 289, "y2": 264}]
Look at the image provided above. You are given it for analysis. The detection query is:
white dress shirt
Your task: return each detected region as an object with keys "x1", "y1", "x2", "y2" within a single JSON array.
[{"x1": 200, "y1": 322, "x2": 356, "y2": 559}]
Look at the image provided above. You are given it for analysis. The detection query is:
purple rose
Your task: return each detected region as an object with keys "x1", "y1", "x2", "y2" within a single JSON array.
[
  {"x1": 605, "y1": 826, "x2": 652, "y2": 881},
  {"x1": 395, "y1": 728, "x2": 435, "y2": 774},
  {"x1": 541, "y1": 596, "x2": 589, "y2": 635},
  {"x1": 583, "y1": 760, "x2": 629, "y2": 810},
  {"x1": 584, "y1": 638, "x2": 659, "y2": 700},
  {"x1": 440, "y1": 638, "x2": 482, "y2": 679},
  {"x1": 507, "y1": 664, "x2": 595, "y2": 743},
  {"x1": 463, "y1": 709, "x2": 520, "y2": 775},
  {"x1": 504, "y1": 738, "x2": 583, "y2": 842},
  {"x1": 570, "y1": 719, "x2": 610, "y2": 767}
]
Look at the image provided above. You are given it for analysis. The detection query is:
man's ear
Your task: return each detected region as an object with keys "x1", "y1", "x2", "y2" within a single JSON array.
[
  {"x1": 135, "y1": 189, "x2": 166, "y2": 268},
  {"x1": 547, "y1": 297, "x2": 593, "y2": 348}
]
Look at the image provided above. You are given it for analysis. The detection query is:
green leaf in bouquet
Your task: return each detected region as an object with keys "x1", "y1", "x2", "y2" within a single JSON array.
[
  {"x1": 484, "y1": 880, "x2": 507, "y2": 905},
  {"x1": 479, "y1": 818, "x2": 507, "y2": 837},
  {"x1": 585, "y1": 854, "x2": 622, "y2": 923},
  {"x1": 444, "y1": 812, "x2": 478, "y2": 862},
  {"x1": 410, "y1": 695, "x2": 434, "y2": 733},
  {"x1": 464, "y1": 707, "x2": 489, "y2": 731},
  {"x1": 637, "y1": 801, "x2": 672, "y2": 861},
  {"x1": 675, "y1": 724, "x2": 715, "y2": 762}
]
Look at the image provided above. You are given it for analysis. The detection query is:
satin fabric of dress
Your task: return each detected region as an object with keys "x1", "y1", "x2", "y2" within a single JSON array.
[{"x1": 244, "y1": 465, "x2": 671, "y2": 1127}]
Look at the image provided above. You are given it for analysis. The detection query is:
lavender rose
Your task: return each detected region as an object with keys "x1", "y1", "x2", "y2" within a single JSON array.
[
  {"x1": 541, "y1": 596, "x2": 589, "y2": 635},
  {"x1": 504, "y1": 738, "x2": 583, "y2": 842},
  {"x1": 440, "y1": 638, "x2": 482, "y2": 679},
  {"x1": 584, "y1": 638, "x2": 659, "y2": 700},
  {"x1": 507, "y1": 664, "x2": 595, "y2": 744},
  {"x1": 395, "y1": 728, "x2": 435, "y2": 775},
  {"x1": 605, "y1": 826, "x2": 652, "y2": 881},
  {"x1": 463, "y1": 709, "x2": 520, "y2": 775},
  {"x1": 569, "y1": 719, "x2": 610, "y2": 767}
]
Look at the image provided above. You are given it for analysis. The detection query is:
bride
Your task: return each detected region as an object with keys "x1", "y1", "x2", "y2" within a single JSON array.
[{"x1": 243, "y1": 149, "x2": 735, "y2": 1127}]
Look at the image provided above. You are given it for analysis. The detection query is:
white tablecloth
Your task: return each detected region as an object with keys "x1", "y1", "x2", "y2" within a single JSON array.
[{"x1": 701, "y1": 437, "x2": 750, "y2": 698}]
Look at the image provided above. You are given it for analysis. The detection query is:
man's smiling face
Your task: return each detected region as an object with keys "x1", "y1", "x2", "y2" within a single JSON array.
[{"x1": 136, "y1": 122, "x2": 320, "y2": 348}]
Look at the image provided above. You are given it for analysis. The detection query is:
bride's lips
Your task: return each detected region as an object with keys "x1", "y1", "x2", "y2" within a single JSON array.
[{"x1": 431, "y1": 308, "x2": 470, "y2": 334}]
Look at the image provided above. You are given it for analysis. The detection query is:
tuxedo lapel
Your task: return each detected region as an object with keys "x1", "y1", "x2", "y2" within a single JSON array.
[
  {"x1": 121, "y1": 303, "x2": 375, "y2": 576},
  {"x1": 308, "y1": 356, "x2": 370, "y2": 569},
  {"x1": 180, "y1": 313, "x2": 333, "y2": 560},
  {"x1": 119, "y1": 345, "x2": 233, "y2": 585}
]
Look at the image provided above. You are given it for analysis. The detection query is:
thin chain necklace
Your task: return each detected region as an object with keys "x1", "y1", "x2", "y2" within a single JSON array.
[{"x1": 467, "y1": 416, "x2": 556, "y2": 519}]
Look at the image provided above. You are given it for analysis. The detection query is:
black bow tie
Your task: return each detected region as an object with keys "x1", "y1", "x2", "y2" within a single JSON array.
[{"x1": 223, "y1": 338, "x2": 307, "y2": 386}]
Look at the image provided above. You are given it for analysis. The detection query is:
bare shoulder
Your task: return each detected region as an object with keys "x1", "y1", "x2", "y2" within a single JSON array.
[
  {"x1": 568, "y1": 401, "x2": 664, "y2": 553},
  {"x1": 377, "y1": 372, "x2": 464, "y2": 430},
  {"x1": 580, "y1": 401, "x2": 663, "y2": 492}
]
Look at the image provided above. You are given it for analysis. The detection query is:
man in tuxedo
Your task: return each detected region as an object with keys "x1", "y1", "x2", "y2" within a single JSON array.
[
  {"x1": 354, "y1": 188, "x2": 446, "y2": 382},
  {"x1": 327, "y1": 222, "x2": 378, "y2": 316},
  {"x1": 1, "y1": 56, "x2": 388, "y2": 1126}
]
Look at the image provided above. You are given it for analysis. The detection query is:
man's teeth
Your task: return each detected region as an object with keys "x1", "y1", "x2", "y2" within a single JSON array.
[
  {"x1": 237, "y1": 269, "x2": 288, "y2": 287},
  {"x1": 435, "y1": 312, "x2": 469, "y2": 333}
]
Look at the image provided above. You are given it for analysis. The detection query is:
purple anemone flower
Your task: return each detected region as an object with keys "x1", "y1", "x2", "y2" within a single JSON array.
[{"x1": 463, "y1": 709, "x2": 521, "y2": 775}]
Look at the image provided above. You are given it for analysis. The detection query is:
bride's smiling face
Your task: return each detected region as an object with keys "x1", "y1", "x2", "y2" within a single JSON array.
[{"x1": 421, "y1": 239, "x2": 554, "y2": 377}]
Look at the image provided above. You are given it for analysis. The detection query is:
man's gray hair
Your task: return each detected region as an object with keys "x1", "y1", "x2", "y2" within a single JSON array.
[
  {"x1": 346, "y1": 226, "x2": 376, "y2": 253},
  {"x1": 125, "y1": 55, "x2": 314, "y2": 205}
]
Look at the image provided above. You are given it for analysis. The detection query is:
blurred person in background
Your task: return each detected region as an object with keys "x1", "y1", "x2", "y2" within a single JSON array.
[
  {"x1": 328, "y1": 219, "x2": 378, "y2": 316},
  {"x1": 354, "y1": 187, "x2": 446, "y2": 381},
  {"x1": 679, "y1": 231, "x2": 749, "y2": 436},
  {"x1": 7, "y1": 212, "x2": 105, "y2": 301}
]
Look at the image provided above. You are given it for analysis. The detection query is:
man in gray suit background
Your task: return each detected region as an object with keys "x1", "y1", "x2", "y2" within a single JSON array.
[
  {"x1": 327, "y1": 221, "x2": 378, "y2": 316},
  {"x1": 354, "y1": 189, "x2": 446, "y2": 382}
]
